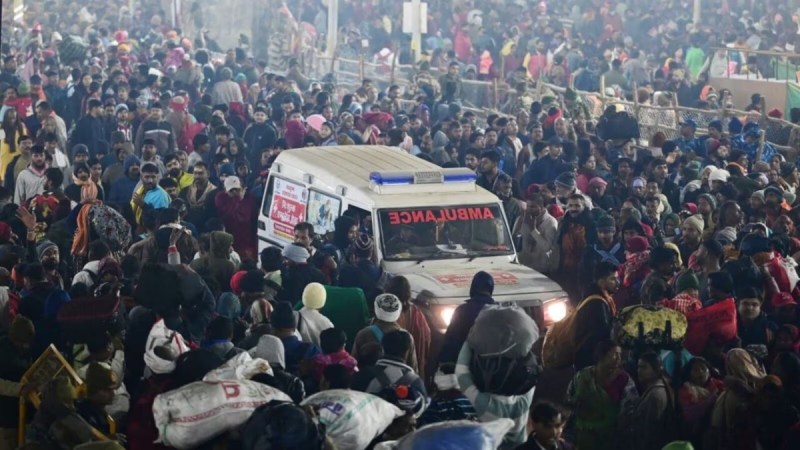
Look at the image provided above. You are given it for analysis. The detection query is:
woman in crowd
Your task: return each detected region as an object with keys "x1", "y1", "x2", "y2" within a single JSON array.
[{"x1": 566, "y1": 340, "x2": 638, "y2": 450}]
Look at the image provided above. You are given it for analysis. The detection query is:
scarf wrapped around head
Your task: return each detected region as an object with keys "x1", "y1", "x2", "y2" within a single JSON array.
[
  {"x1": 623, "y1": 249, "x2": 651, "y2": 286},
  {"x1": 726, "y1": 348, "x2": 766, "y2": 387},
  {"x1": 72, "y1": 172, "x2": 99, "y2": 203}
]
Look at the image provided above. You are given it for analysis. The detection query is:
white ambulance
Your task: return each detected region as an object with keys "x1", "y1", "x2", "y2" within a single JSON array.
[{"x1": 257, "y1": 145, "x2": 568, "y2": 330}]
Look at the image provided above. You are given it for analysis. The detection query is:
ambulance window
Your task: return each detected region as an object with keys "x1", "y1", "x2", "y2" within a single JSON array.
[
  {"x1": 306, "y1": 190, "x2": 342, "y2": 235},
  {"x1": 261, "y1": 176, "x2": 275, "y2": 216},
  {"x1": 344, "y1": 206, "x2": 372, "y2": 236}
]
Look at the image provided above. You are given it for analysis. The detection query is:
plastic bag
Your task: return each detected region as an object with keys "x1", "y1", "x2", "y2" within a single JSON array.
[
  {"x1": 144, "y1": 319, "x2": 189, "y2": 375},
  {"x1": 301, "y1": 389, "x2": 403, "y2": 450},
  {"x1": 780, "y1": 256, "x2": 799, "y2": 291},
  {"x1": 203, "y1": 352, "x2": 273, "y2": 381},
  {"x1": 374, "y1": 419, "x2": 514, "y2": 450},
  {"x1": 153, "y1": 380, "x2": 291, "y2": 449}
]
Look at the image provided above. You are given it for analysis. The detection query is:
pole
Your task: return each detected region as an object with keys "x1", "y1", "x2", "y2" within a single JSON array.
[
  {"x1": 411, "y1": 0, "x2": 422, "y2": 63},
  {"x1": 326, "y1": 0, "x2": 338, "y2": 58},
  {"x1": 693, "y1": 0, "x2": 701, "y2": 26}
]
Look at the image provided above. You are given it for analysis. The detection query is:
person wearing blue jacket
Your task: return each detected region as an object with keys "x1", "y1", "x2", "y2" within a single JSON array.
[{"x1": 107, "y1": 155, "x2": 140, "y2": 206}]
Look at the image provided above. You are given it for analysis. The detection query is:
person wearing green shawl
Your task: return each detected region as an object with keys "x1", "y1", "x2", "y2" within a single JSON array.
[{"x1": 565, "y1": 340, "x2": 639, "y2": 450}]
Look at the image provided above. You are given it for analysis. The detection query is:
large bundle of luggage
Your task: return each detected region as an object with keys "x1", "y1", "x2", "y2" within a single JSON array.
[{"x1": 59, "y1": 34, "x2": 88, "y2": 64}]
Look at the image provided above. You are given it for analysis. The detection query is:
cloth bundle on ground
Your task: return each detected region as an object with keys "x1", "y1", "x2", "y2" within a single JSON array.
[
  {"x1": 143, "y1": 319, "x2": 190, "y2": 375},
  {"x1": 374, "y1": 419, "x2": 514, "y2": 450},
  {"x1": 301, "y1": 389, "x2": 403, "y2": 450},
  {"x1": 152, "y1": 380, "x2": 292, "y2": 449},
  {"x1": 465, "y1": 305, "x2": 541, "y2": 395}
]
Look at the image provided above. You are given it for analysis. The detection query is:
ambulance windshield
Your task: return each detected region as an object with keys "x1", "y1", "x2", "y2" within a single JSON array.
[{"x1": 377, "y1": 204, "x2": 513, "y2": 261}]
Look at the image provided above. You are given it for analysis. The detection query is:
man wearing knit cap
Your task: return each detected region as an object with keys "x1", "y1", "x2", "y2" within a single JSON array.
[
  {"x1": 298, "y1": 282, "x2": 334, "y2": 347},
  {"x1": 278, "y1": 243, "x2": 325, "y2": 305},
  {"x1": 271, "y1": 302, "x2": 320, "y2": 374},
  {"x1": 352, "y1": 293, "x2": 418, "y2": 372},
  {"x1": 553, "y1": 171, "x2": 593, "y2": 209},
  {"x1": 0, "y1": 315, "x2": 35, "y2": 445},
  {"x1": 76, "y1": 362, "x2": 120, "y2": 435},
  {"x1": 714, "y1": 227, "x2": 738, "y2": 246},
  {"x1": 708, "y1": 168, "x2": 730, "y2": 192},
  {"x1": 680, "y1": 214, "x2": 704, "y2": 265},
  {"x1": 581, "y1": 214, "x2": 624, "y2": 279},
  {"x1": 36, "y1": 239, "x2": 66, "y2": 289}
]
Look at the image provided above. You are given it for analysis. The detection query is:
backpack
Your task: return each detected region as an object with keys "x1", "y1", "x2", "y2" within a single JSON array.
[
  {"x1": 75, "y1": 268, "x2": 100, "y2": 290},
  {"x1": 541, "y1": 295, "x2": 605, "y2": 369},
  {"x1": 374, "y1": 366, "x2": 424, "y2": 415},
  {"x1": 368, "y1": 324, "x2": 384, "y2": 343},
  {"x1": 88, "y1": 204, "x2": 131, "y2": 252}
]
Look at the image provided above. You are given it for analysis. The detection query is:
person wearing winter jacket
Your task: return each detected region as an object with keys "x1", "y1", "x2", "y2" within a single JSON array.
[
  {"x1": 297, "y1": 282, "x2": 334, "y2": 348},
  {"x1": 107, "y1": 155, "x2": 141, "y2": 205},
  {"x1": 250, "y1": 335, "x2": 306, "y2": 403},
  {"x1": 437, "y1": 271, "x2": 495, "y2": 371},
  {"x1": 134, "y1": 103, "x2": 176, "y2": 156},
  {"x1": 214, "y1": 176, "x2": 257, "y2": 260},
  {"x1": 736, "y1": 286, "x2": 778, "y2": 361},
  {"x1": 514, "y1": 192, "x2": 559, "y2": 275},
  {"x1": 71, "y1": 241, "x2": 110, "y2": 291},
  {"x1": 242, "y1": 106, "x2": 277, "y2": 168}
]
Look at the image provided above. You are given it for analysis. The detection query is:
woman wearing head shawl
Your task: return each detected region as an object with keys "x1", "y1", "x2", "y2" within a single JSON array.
[
  {"x1": 616, "y1": 236, "x2": 650, "y2": 308},
  {"x1": 677, "y1": 357, "x2": 725, "y2": 444},
  {"x1": 710, "y1": 348, "x2": 766, "y2": 450}
]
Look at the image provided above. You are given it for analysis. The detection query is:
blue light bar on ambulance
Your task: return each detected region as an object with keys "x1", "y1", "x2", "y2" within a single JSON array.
[{"x1": 369, "y1": 168, "x2": 477, "y2": 186}]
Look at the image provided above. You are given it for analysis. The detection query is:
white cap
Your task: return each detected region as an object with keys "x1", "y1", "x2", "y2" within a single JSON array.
[{"x1": 224, "y1": 176, "x2": 242, "y2": 192}]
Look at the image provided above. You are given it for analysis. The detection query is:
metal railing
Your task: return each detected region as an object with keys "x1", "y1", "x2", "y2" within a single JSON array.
[{"x1": 305, "y1": 51, "x2": 799, "y2": 158}]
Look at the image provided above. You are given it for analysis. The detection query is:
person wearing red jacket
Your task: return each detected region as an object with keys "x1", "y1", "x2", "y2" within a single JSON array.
[{"x1": 214, "y1": 175, "x2": 257, "y2": 261}]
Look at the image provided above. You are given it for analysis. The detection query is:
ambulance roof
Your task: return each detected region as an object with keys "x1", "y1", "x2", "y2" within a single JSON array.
[{"x1": 271, "y1": 145, "x2": 499, "y2": 209}]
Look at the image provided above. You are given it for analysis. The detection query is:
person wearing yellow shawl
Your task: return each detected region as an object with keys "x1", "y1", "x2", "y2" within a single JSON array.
[{"x1": 130, "y1": 162, "x2": 170, "y2": 227}]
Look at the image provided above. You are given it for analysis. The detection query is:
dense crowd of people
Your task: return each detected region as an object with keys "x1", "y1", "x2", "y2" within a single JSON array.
[{"x1": 2, "y1": 0, "x2": 800, "y2": 450}]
